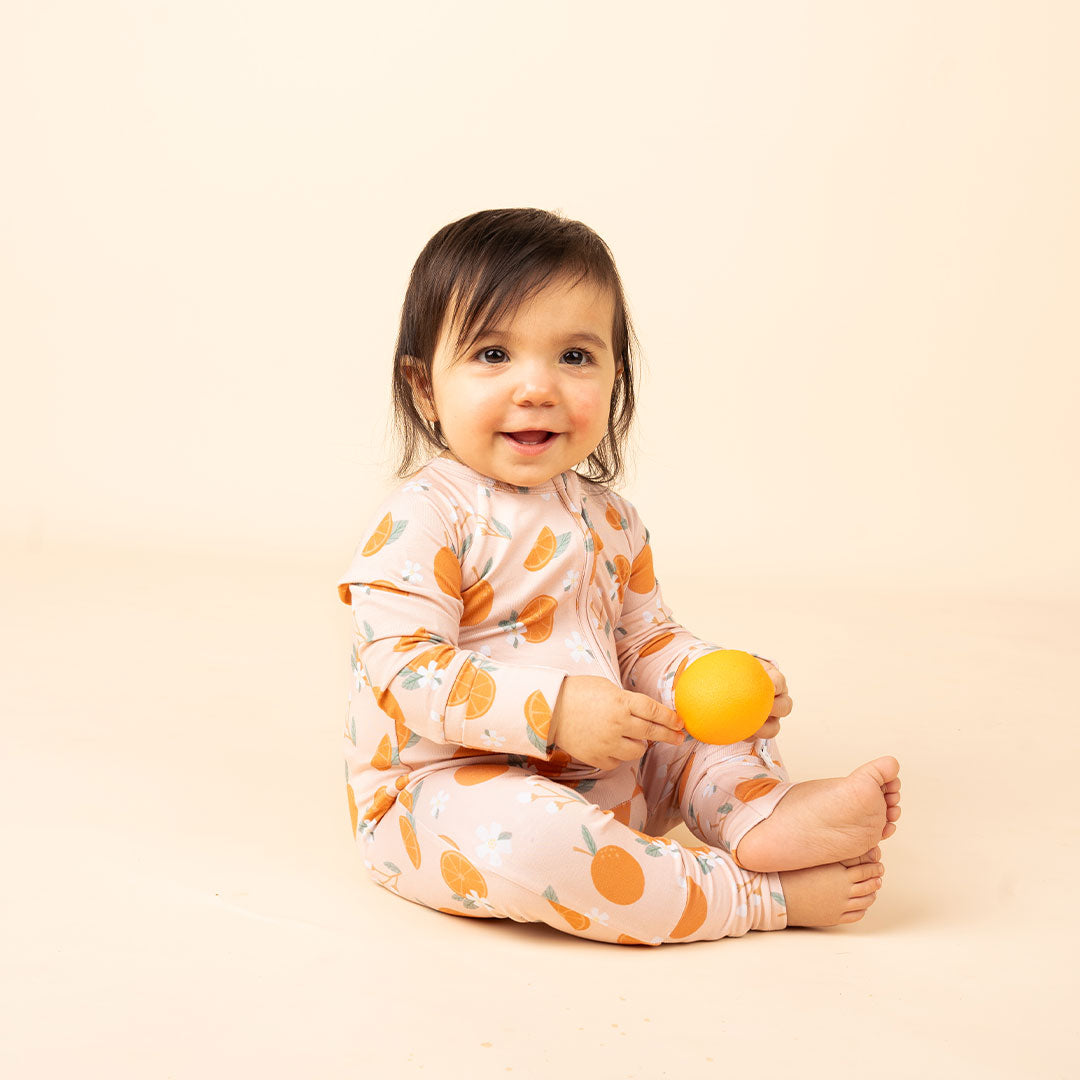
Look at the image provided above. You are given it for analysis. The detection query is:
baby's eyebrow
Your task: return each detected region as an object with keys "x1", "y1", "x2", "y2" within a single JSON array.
[{"x1": 479, "y1": 329, "x2": 611, "y2": 351}]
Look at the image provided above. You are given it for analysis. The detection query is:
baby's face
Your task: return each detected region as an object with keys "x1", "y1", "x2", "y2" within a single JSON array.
[{"x1": 415, "y1": 274, "x2": 621, "y2": 488}]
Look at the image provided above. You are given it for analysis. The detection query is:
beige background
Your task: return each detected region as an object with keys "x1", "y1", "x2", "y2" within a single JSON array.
[{"x1": 3, "y1": 2, "x2": 1077, "y2": 1077}]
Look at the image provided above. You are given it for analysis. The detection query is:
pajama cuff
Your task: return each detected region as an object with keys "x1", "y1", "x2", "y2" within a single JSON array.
[{"x1": 440, "y1": 653, "x2": 567, "y2": 760}]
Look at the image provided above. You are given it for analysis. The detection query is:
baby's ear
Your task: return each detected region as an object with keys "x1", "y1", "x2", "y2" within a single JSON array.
[{"x1": 403, "y1": 356, "x2": 437, "y2": 422}]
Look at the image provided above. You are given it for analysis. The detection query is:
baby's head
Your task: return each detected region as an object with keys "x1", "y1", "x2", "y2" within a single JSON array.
[{"x1": 389, "y1": 208, "x2": 640, "y2": 489}]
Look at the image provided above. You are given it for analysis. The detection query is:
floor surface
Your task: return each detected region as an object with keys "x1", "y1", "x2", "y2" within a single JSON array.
[{"x1": 2, "y1": 540, "x2": 1075, "y2": 1078}]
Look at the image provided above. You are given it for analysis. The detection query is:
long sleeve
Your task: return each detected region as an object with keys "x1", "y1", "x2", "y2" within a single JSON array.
[
  {"x1": 338, "y1": 484, "x2": 568, "y2": 759},
  {"x1": 613, "y1": 499, "x2": 773, "y2": 708}
]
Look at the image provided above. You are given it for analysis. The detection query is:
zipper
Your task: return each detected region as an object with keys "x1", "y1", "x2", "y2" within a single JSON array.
[{"x1": 553, "y1": 474, "x2": 621, "y2": 684}]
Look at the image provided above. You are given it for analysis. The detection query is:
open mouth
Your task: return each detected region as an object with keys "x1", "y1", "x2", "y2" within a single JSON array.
[{"x1": 502, "y1": 430, "x2": 559, "y2": 452}]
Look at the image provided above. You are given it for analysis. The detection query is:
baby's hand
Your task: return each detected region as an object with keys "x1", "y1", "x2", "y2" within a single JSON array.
[
  {"x1": 551, "y1": 675, "x2": 686, "y2": 771},
  {"x1": 752, "y1": 659, "x2": 792, "y2": 740}
]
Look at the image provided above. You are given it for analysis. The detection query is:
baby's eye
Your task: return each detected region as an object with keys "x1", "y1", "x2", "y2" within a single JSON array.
[
  {"x1": 562, "y1": 349, "x2": 594, "y2": 366},
  {"x1": 472, "y1": 347, "x2": 595, "y2": 366}
]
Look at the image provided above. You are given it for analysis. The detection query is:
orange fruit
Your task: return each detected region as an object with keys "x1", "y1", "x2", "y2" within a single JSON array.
[
  {"x1": 347, "y1": 783, "x2": 359, "y2": 837},
  {"x1": 612, "y1": 555, "x2": 631, "y2": 603},
  {"x1": 670, "y1": 878, "x2": 708, "y2": 939},
  {"x1": 400, "y1": 816, "x2": 421, "y2": 868},
  {"x1": 627, "y1": 544, "x2": 655, "y2": 594},
  {"x1": 440, "y1": 850, "x2": 488, "y2": 899},
  {"x1": 639, "y1": 632, "x2": 675, "y2": 657},
  {"x1": 448, "y1": 661, "x2": 497, "y2": 719},
  {"x1": 534, "y1": 747, "x2": 571, "y2": 778},
  {"x1": 453, "y1": 763, "x2": 509, "y2": 786},
  {"x1": 394, "y1": 627, "x2": 438, "y2": 652},
  {"x1": 434, "y1": 547, "x2": 461, "y2": 598},
  {"x1": 519, "y1": 595, "x2": 557, "y2": 642},
  {"x1": 524, "y1": 689, "x2": 552, "y2": 752},
  {"x1": 616, "y1": 934, "x2": 654, "y2": 946},
  {"x1": 544, "y1": 886, "x2": 590, "y2": 930},
  {"x1": 591, "y1": 845, "x2": 645, "y2": 905},
  {"x1": 605, "y1": 503, "x2": 625, "y2": 530},
  {"x1": 363, "y1": 785, "x2": 395, "y2": 828},
  {"x1": 361, "y1": 513, "x2": 394, "y2": 556},
  {"x1": 371, "y1": 733, "x2": 393, "y2": 770},
  {"x1": 524, "y1": 526, "x2": 557, "y2": 570},
  {"x1": 734, "y1": 776, "x2": 782, "y2": 802},
  {"x1": 673, "y1": 650, "x2": 774, "y2": 745},
  {"x1": 374, "y1": 685, "x2": 406, "y2": 724},
  {"x1": 466, "y1": 668, "x2": 496, "y2": 719},
  {"x1": 461, "y1": 579, "x2": 493, "y2": 625}
]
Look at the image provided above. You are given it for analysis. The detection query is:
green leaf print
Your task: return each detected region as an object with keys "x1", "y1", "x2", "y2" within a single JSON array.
[
  {"x1": 387, "y1": 520, "x2": 408, "y2": 544},
  {"x1": 384, "y1": 861, "x2": 402, "y2": 874},
  {"x1": 554, "y1": 532, "x2": 571, "y2": 557},
  {"x1": 498, "y1": 832, "x2": 512, "y2": 841},
  {"x1": 695, "y1": 854, "x2": 714, "y2": 875},
  {"x1": 581, "y1": 504, "x2": 595, "y2": 530},
  {"x1": 772, "y1": 892, "x2": 785, "y2": 906},
  {"x1": 526, "y1": 725, "x2": 548, "y2": 753},
  {"x1": 362, "y1": 620, "x2": 374, "y2": 642},
  {"x1": 636, "y1": 838, "x2": 665, "y2": 857},
  {"x1": 543, "y1": 885, "x2": 559, "y2": 903},
  {"x1": 581, "y1": 825, "x2": 597, "y2": 856},
  {"x1": 491, "y1": 517, "x2": 513, "y2": 540},
  {"x1": 479, "y1": 556, "x2": 493, "y2": 579},
  {"x1": 718, "y1": 803, "x2": 733, "y2": 815},
  {"x1": 460, "y1": 533, "x2": 473, "y2": 560}
]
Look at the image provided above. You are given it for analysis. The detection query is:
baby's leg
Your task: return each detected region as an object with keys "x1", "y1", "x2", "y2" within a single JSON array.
[
  {"x1": 362, "y1": 760, "x2": 788, "y2": 945},
  {"x1": 644, "y1": 736, "x2": 902, "y2": 872}
]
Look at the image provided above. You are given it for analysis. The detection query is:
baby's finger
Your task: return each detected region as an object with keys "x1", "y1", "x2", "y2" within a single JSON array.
[
  {"x1": 770, "y1": 693, "x2": 793, "y2": 719},
  {"x1": 631, "y1": 717, "x2": 687, "y2": 746},
  {"x1": 630, "y1": 692, "x2": 683, "y2": 731}
]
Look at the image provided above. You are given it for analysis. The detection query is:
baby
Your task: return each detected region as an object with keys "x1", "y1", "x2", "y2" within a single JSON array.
[{"x1": 337, "y1": 208, "x2": 901, "y2": 944}]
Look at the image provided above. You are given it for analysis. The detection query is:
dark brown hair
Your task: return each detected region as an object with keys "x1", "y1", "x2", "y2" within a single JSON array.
[{"x1": 388, "y1": 208, "x2": 640, "y2": 487}]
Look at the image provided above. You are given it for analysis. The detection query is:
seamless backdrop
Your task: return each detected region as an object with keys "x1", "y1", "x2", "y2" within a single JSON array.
[{"x1": 2, "y1": 3, "x2": 1078, "y2": 1078}]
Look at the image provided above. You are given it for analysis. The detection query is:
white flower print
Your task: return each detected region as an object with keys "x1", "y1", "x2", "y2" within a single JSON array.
[
  {"x1": 480, "y1": 729, "x2": 505, "y2": 750},
  {"x1": 587, "y1": 908, "x2": 610, "y2": 926},
  {"x1": 400, "y1": 560, "x2": 423, "y2": 584},
  {"x1": 545, "y1": 802, "x2": 558, "y2": 814},
  {"x1": 475, "y1": 822, "x2": 512, "y2": 867},
  {"x1": 413, "y1": 662, "x2": 444, "y2": 690},
  {"x1": 562, "y1": 568, "x2": 580, "y2": 593},
  {"x1": 430, "y1": 790, "x2": 449, "y2": 818},
  {"x1": 565, "y1": 632, "x2": 593, "y2": 663},
  {"x1": 503, "y1": 621, "x2": 526, "y2": 648},
  {"x1": 403, "y1": 481, "x2": 431, "y2": 494},
  {"x1": 541, "y1": 492, "x2": 553, "y2": 501},
  {"x1": 479, "y1": 644, "x2": 493, "y2": 658}
]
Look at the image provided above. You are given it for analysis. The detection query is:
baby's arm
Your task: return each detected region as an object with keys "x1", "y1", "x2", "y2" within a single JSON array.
[
  {"x1": 339, "y1": 486, "x2": 567, "y2": 758},
  {"x1": 612, "y1": 498, "x2": 774, "y2": 710}
]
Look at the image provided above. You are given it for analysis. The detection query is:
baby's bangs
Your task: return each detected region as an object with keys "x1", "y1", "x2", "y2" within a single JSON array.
[{"x1": 445, "y1": 259, "x2": 602, "y2": 361}]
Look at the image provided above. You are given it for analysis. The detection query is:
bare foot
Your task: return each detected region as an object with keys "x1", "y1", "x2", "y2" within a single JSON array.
[
  {"x1": 780, "y1": 847, "x2": 885, "y2": 927},
  {"x1": 735, "y1": 756, "x2": 901, "y2": 872}
]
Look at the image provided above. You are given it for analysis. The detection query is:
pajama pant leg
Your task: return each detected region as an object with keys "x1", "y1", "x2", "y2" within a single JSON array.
[
  {"x1": 361, "y1": 759, "x2": 786, "y2": 946},
  {"x1": 640, "y1": 735, "x2": 795, "y2": 866}
]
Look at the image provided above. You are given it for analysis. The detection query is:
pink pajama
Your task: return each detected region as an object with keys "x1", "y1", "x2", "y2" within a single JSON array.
[
  {"x1": 360, "y1": 736, "x2": 793, "y2": 944},
  {"x1": 337, "y1": 452, "x2": 795, "y2": 945}
]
